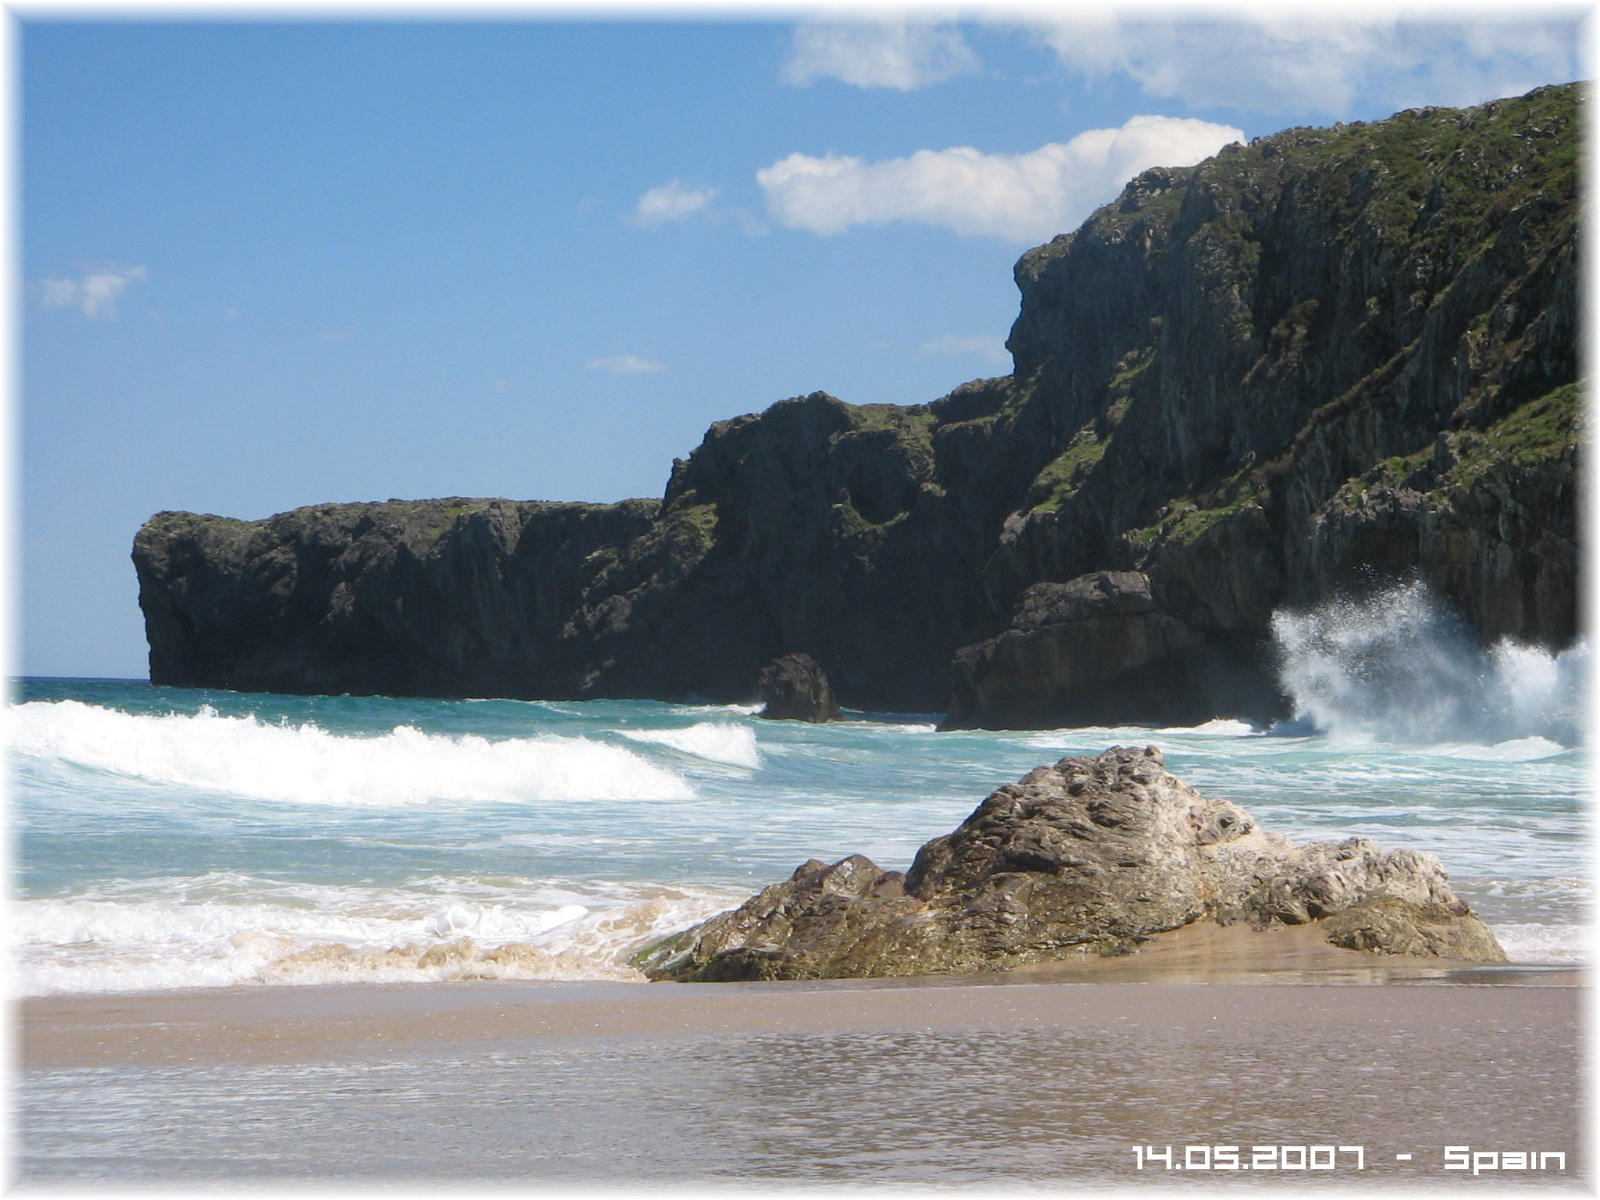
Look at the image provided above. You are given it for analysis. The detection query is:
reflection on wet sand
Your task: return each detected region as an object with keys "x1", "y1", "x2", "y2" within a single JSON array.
[{"x1": 22, "y1": 962, "x2": 1582, "y2": 1187}]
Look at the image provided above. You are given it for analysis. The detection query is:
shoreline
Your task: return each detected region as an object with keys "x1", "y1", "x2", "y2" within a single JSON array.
[
  {"x1": 26, "y1": 970, "x2": 1586, "y2": 1069},
  {"x1": 24, "y1": 920, "x2": 1585, "y2": 1071},
  {"x1": 22, "y1": 967, "x2": 1583, "y2": 1187}
]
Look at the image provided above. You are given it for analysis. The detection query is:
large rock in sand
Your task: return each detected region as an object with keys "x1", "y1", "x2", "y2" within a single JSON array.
[{"x1": 637, "y1": 745, "x2": 1504, "y2": 981}]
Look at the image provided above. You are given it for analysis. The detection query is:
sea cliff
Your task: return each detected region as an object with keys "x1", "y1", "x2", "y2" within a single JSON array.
[{"x1": 135, "y1": 84, "x2": 1580, "y2": 720}]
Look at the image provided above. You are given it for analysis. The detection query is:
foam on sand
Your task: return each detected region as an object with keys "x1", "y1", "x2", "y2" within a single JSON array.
[{"x1": 11, "y1": 699, "x2": 695, "y2": 806}]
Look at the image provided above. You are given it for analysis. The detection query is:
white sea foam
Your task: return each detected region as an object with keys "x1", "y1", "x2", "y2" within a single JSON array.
[
  {"x1": 14, "y1": 876, "x2": 741, "y2": 995},
  {"x1": 1273, "y1": 582, "x2": 1586, "y2": 746},
  {"x1": 1429, "y1": 736, "x2": 1570, "y2": 763},
  {"x1": 1183, "y1": 718, "x2": 1257, "y2": 736},
  {"x1": 619, "y1": 722, "x2": 761, "y2": 768},
  {"x1": 1489, "y1": 923, "x2": 1591, "y2": 966},
  {"x1": 10, "y1": 700, "x2": 695, "y2": 805},
  {"x1": 14, "y1": 678, "x2": 1588, "y2": 997},
  {"x1": 1471, "y1": 874, "x2": 1593, "y2": 917},
  {"x1": 1015, "y1": 716, "x2": 1260, "y2": 747},
  {"x1": 19, "y1": 883, "x2": 1583, "y2": 992}
]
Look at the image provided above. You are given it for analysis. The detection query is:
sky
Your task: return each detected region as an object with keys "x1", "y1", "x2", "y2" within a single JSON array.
[{"x1": 20, "y1": 7, "x2": 1590, "y2": 678}]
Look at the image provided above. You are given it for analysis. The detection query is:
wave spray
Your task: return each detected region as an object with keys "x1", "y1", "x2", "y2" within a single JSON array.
[{"x1": 1272, "y1": 582, "x2": 1585, "y2": 746}]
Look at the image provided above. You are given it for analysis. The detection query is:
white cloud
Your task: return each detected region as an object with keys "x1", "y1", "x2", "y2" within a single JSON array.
[
  {"x1": 920, "y1": 333, "x2": 1009, "y2": 364},
  {"x1": 587, "y1": 354, "x2": 667, "y2": 374},
  {"x1": 1032, "y1": 14, "x2": 1584, "y2": 117},
  {"x1": 40, "y1": 265, "x2": 147, "y2": 319},
  {"x1": 629, "y1": 181, "x2": 718, "y2": 228},
  {"x1": 782, "y1": 21, "x2": 979, "y2": 91},
  {"x1": 757, "y1": 114, "x2": 1243, "y2": 242}
]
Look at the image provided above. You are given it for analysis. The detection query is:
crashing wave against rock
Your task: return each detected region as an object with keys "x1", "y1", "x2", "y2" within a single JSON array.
[{"x1": 637, "y1": 746, "x2": 1504, "y2": 981}]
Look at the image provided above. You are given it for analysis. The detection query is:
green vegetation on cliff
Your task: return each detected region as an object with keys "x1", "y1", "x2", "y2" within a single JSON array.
[
  {"x1": 133, "y1": 84, "x2": 1579, "y2": 714},
  {"x1": 1338, "y1": 380, "x2": 1579, "y2": 506}
]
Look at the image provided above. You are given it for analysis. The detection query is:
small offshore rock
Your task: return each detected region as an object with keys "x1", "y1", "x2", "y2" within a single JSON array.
[{"x1": 756, "y1": 653, "x2": 842, "y2": 723}]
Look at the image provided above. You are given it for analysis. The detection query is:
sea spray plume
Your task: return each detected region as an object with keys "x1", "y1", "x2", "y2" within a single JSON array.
[
  {"x1": 1271, "y1": 583, "x2": 1584, "y2": 746},
  {"x1": 1272, "y1": 583, "x2": 1478, "y2": 740},
  {"x1": 1491, "y1": 639, "x2": 1588, "y2": 746}
]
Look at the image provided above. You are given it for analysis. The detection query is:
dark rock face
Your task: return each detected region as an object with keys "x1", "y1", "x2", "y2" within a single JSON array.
[
  {"x1": 945, "y1": 571, "x2": 1207, "y2": 728},
  {"x1": 134, "y1": 499, "x2": 658, "y2": 697},
  {"x1": 552, "y1": 390, "x2": 1020, "y2": 709},
  {"x1": 757, "y1": 653, "x2": 842, "y2": 723},
  {"x1": 134, "y1": 86, "x2": 1579, "y2": 719},
  {"x1": 636, "y1": 746, "x2": 1505, "y2": 981},
  {"x1": 989, "y1": 86, "x2": 1579, "y2": 659}
]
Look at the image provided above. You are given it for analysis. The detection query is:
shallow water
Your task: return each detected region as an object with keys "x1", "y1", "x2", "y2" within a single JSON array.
[
  {"x1": 21, "y1": 981, "x2": 1582, "y2": 1187},
  {"x1": 12, "y1": 657, "x2": 1589, "y2": 995},
  {"x1": 15, "y1": 598, "x2": 1590, "y2": 1188}
]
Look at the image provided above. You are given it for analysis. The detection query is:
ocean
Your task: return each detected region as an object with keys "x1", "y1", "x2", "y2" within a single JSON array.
[
  {"x1": 12, "y1": 587, "x2": 1590, "y2": 994},
  {"x1": 15, "y1": 586, "x2": 1590, "y2": 1186}
]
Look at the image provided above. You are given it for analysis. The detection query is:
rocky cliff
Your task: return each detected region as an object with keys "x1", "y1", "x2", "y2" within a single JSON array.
[
  {"x1": 135, "y1": 498, "x2": 658, "y2": 697},
  {"x1": 135, "y1": 84, "x2": 1580, "y2": 717}
]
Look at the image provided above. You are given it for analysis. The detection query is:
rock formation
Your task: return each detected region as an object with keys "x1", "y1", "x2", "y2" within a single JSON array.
[
  {"x1": 942, "y1": 570, "x2": 1283, "y2": 728},
  {"x1": 135, "y1": 85, "x2": 1579, "y2": 720},
  {"x1": 133, "y1": 498, "x2": 659, "y2": 698},
  {"x1": 636, "y1": 746, "x2": 1505, "y2": 981},
  {"x1": 756, "y1": 653, "x2": 842, "y2": 723}
]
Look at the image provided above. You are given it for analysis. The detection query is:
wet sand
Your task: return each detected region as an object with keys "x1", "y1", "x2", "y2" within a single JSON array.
[
  {"x1": 22, "y1": 919, "x2": 1583, "y2": 1069},
  {"x1": 20, "y1": 928, "x2": 1586, "y2": 1187}
]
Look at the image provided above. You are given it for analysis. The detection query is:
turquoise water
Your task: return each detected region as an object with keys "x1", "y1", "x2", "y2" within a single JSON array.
[{"x1": 13, "y1": 617, "x2": 1588, "y2": 994}]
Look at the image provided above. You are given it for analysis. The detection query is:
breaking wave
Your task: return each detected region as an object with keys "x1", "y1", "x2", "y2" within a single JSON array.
[
  {"x1": 10, "y1": 699, "x2": 696, "y2": 805},
  {"x1": 1272, "y1": 583, "x2": 1586, "y2": 746},
  {"x1": 15, "y1": 874, "x2": 741, "y2": 995},
  {"x1": 619, "y1": 722, "x2": 761, "y2": 768}
]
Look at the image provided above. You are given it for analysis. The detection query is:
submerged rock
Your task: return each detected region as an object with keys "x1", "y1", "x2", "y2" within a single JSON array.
[
  {"x1": 637, "y1": 746, "x2": 1504, "y2": 981},
  {"x1": 756, "y1": 652, "x2": 842, "y2": 723}
]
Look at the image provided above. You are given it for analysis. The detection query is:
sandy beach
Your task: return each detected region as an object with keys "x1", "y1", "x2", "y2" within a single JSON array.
[
  {"x1": 21, "y1": 920, "x2": 1583, "y2": 1068},
  {"x1": 20, "y1": 927, "x2": 1585, "y2": 1188}
]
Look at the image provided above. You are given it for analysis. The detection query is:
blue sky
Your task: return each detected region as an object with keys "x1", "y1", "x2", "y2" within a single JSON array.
[{"x1": 21, "y1": 11, "x2": 1587, "y2": 677}]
